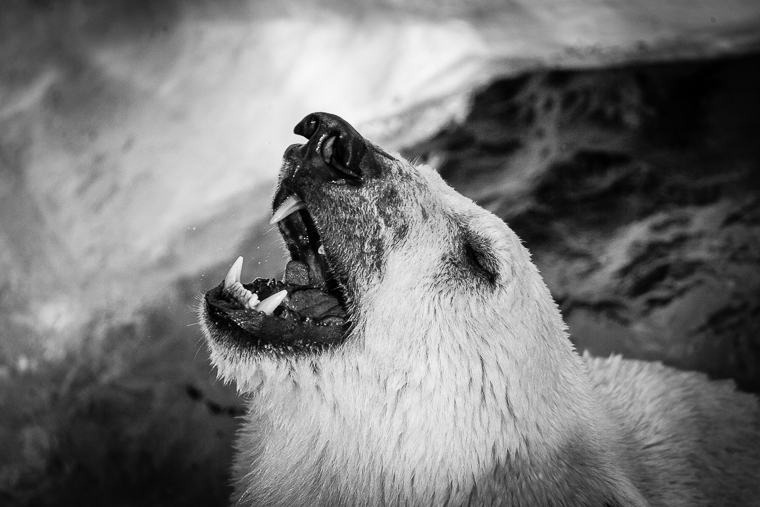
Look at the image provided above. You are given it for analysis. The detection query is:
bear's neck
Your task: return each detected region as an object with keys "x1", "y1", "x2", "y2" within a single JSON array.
[{"x1": 233, "y1": 271, "x2": 641, "y2": 506}]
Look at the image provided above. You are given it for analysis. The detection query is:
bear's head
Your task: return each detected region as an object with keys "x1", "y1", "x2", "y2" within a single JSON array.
[
  {"x1": 196, "y1": 114, "x2": 649, "y2": 507},
  {"x1": 199, "y1": 112, "x2": 543, "y2": 391}
]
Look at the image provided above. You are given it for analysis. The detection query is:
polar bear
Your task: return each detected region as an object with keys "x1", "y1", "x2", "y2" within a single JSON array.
[{"x1": 199, "y1": 112, "x2": 760, "y2": 507}]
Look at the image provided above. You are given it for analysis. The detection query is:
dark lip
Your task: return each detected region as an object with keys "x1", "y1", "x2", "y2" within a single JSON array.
[{"x1": 204, "y1": 279, "x2": 346, "y2": 353}]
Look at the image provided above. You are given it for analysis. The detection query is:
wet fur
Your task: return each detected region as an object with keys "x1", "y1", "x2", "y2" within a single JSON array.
[{"x1": 200, "y1": 158, "x2": 760, "y2": 506}]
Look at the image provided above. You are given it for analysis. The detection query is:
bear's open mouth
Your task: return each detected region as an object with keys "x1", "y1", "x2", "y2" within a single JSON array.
[{"x1": 203, "y1": 193, "x2": 348, "y2": 353}]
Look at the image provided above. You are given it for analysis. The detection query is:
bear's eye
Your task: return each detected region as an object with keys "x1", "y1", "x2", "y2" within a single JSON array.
[
  {"x1": 462, "y1": 241, "x2": 498, "y2": 285},
  {"x1": 452, "y1": 224, "x2": 502, "y2": 286}
]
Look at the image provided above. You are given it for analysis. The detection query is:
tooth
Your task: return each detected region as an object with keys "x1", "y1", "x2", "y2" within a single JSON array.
[
  {"x1": 247, "y1": 294, "x2": 260, "y2": 309},
  {"x1": 227, "y1": 282, "x2": 244, "y2": 298},
  {"x1": 227, "y1": 281, "x2": 242, "y2": 295},
  {"x1": 224, "y1": 256, "x2": 243, "y2": 289},
  {"x1": 255, "y1": 289, "x2": 288, "y2": 315},
  {"x1": 270, "y1": 195, "x2": 306, "y2": 225}
]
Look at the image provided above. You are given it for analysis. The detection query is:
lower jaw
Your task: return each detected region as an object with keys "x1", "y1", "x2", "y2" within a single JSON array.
[{"x1": 203, "y1": 265, "x2": 349, "y2": 355}]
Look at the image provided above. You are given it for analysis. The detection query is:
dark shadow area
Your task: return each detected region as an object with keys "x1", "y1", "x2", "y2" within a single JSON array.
[{"x1": 1, "y1": 277, "x2": 242, "y2": 507}]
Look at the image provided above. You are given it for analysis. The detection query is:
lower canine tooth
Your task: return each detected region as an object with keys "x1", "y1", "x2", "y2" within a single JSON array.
[{"x1": 255, "y1": 289, "x2": 288, "y2": 315}]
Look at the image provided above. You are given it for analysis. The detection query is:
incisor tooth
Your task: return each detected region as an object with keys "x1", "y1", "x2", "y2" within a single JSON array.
[
  {"x1": 255, "y1": 289, "x2": 288, "y2": 315},
  {"x1": 224, "y1": 256, "x2": 243, "y2": 289},
  {"x1": 270, "y1": 195, "x2": 306, "y2": 225}
]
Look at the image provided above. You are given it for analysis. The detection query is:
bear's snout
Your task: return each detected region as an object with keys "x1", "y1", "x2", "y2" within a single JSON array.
[{"x1": 286, "y1": 112, "x2": 367, "y2": 185}]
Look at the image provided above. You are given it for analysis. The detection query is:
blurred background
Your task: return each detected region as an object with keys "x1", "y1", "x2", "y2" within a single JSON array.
[{"x1": 1, "y1": 1, "x2": 759, "y2": 505}]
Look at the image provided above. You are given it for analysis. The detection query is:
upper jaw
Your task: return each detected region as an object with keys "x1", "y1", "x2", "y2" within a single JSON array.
[
  {"x1": 269, "y1": 111, "x2": 373, "y2": 288},
  {"x1": 200, "y1": 112, "x2": 377, "y2": 355}
]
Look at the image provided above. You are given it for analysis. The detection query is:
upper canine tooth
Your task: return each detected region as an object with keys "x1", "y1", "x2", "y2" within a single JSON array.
[
  {"x1": 255, "y1": 289, "x2": 288, "y2": 315},
  {"x1": 270, "y1": 195, "x2": 306, "y2": 225},
  {"x1": 224, "y1": 256, "x2": 243, "y2": 289}
]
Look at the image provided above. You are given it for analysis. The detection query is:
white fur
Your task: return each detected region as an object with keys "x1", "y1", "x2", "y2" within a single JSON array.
[{"x1": 201, "y1": 163, "x2": 760, "y2": 507}]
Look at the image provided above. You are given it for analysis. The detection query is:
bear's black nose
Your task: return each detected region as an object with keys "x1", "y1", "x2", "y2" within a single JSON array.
[{"x1": 293, "y1": 112, "x2": 366, "y2": 183}]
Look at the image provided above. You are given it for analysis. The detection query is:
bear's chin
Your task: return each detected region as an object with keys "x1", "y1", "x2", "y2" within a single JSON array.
[{"x1": 201, "y1": 202, "x2": 349, "y2": 358}]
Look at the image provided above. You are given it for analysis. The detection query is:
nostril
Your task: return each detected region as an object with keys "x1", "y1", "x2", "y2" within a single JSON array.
[
  {"x1": 323, "y1": 135, "x2": 362, "y2": 183},
  {"x1": 321, "y1": 135, "x2": 336, "y2": 165}
]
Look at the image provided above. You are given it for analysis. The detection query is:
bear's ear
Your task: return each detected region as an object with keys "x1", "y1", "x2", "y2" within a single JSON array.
[{"x1": 459, "y1": 224, "x2": 501, "y2": 285}]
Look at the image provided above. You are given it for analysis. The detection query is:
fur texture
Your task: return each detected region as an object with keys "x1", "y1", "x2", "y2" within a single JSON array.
[{"x1": 200, "y1": 147, "x2": 760, "y2": 506}]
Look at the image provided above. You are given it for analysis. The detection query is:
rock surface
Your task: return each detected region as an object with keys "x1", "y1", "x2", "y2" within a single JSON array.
[{"x1": 406, "y1": 54, "x2": 760, "y2": 391}]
